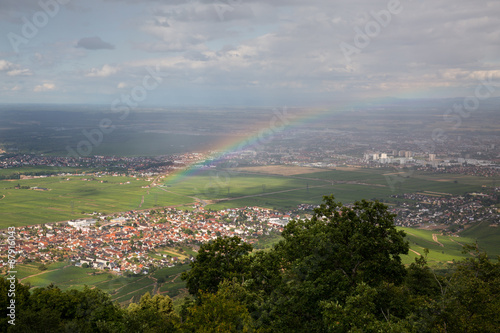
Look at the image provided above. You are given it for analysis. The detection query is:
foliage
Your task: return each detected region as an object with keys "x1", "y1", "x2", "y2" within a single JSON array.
[
  {"x1": 7, "y1": 284, "x2": 125, "y2": 333},
  {"x1": 246, "y1": 196, "x2": 410, "y2": 332},
  {"x1": 181, "y1": 236, "x2": 253, "y2": 296},
  {"x1": 0, "y1": 277, "x2": 31, "y2": 329},
  {"x1": 125, "y1": 292, "x2": 178, "y2": 332},
  {"x1": 181, "y1": 281, "x2": 258, "y2": 333},
  {"x1": 429, "y1": 245, "x2": 500, "y2": 333}
]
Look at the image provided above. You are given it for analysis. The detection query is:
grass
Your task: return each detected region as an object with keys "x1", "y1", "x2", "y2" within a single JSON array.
[
  {"x1": 152, "y1": 264, "x2": 190, "y2": 280},
  {"x1": 0, "y1": 173, "x2": 195, "y2": 228},
  {"x1": 21, "y1": 265, "x2": 108, "y2": 289},
  {"x1": 459, "y1": 221, "x2": 500, "y2": 257},
  {"x1": 158, "y1": 275, "x2": 186, "y2": 298},
  {"x1": 399, "y1": 227, "x2": 480, "y2": 266},
  {"x1": 253, "y1": 233, "x2": 283, "y2": 250},
  {"x1": 111, "y1": 275, "x2": 155, "y2": 303},
  {"x1": 153, "y1": 264, "x2": 190, "y2": 299},
  {"x1": 161, "y1": 167, "x2": 490, "y2": 211}
]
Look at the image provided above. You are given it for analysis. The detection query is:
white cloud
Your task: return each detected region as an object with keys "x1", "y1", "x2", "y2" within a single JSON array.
[
  {"x1": 0, "y1": 60, "x2": 14, "y2": 71},
  {"x1": 7, "y1": 69, "x2": 32, "y2": 76},
  {"x1": 85, "y1": 64, "x2": 120, "y2": 77},
  {"x1": 34, "y1": 83, "x2": 56, "y2": 92},
  {"x1": 0, "y1": 59, "x2": 32, "y2": 76}
]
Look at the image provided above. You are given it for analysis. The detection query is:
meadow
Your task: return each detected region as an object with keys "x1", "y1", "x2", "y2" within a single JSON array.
[
  {"x1": 15, "y1": 260, "x2": 191, "y2": 305},
  {"x1": 0, "y1": 173, "x2": 194, "y2": 228},
  {"x1": 459, "y1": 221, "x2": 500, "y2": 257},
  {"x1": 163, "y1": 166, "x2": 492, "y2": 211}
]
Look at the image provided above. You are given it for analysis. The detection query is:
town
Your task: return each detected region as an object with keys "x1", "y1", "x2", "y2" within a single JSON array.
[{"x1": 1, "y1": 205, "x2": 292, "y2": 275}]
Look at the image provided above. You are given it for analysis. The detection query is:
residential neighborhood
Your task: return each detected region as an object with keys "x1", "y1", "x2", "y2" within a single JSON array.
[{"x1": 0, "y1": 205, "x2": 293, "y2": 275}]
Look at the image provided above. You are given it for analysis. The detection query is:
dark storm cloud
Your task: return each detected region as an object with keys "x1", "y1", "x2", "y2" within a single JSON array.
[{"x1": 76, "y1": 36, "x2": 115, "y2": 50}]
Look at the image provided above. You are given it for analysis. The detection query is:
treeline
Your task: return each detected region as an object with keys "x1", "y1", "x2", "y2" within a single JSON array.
[{"x1": 1, "y1": 196, "x2": 499, "y2": 332}]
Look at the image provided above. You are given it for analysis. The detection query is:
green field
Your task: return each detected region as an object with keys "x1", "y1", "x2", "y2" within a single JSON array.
[
  {"x1": 162, "y1": 167, "x2": 492, "y2": 211},
  {"x1": 15, "y1": 261, "x2": 191, "y2": 305},
  {"x1": 19, "y1": 262, "x2": 111, "y2": 290},
  {"x1": 399, "y1": 227, "x2": 476, "y2": 266},
  {"x1": 0, "y1": 173, "x2": 195, "y2": 228},
  {"x1": 459, "y1": 221, "x2": 500, "y2": 257}
]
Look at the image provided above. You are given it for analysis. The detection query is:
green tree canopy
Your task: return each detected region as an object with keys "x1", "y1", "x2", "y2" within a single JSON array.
[
  {"x1": 181, "y1": 236, "x2": 253, "y2": 296},
  {"x1": 248, "y1": 195, "x2": 410, "y2": 332}
]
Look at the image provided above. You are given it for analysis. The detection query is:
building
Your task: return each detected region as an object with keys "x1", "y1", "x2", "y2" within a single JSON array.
[{"x1": 68, "y1": 219, "x2": 97, "y2": 228}]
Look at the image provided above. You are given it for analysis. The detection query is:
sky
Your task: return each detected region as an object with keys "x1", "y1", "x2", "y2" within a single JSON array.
[{"x1": 1, "y1": 0, "x2": 500, "y2": 106}]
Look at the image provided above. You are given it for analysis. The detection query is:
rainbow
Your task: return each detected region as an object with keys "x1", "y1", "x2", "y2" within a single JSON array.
[{"x1": 163, "y1": 97, "x2": 401, "y2": 185}]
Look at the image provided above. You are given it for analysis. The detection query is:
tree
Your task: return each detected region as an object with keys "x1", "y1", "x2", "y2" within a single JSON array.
[
  {"x1": 250, "y1": 195, "x2": 409, "y2": 332},
  {"x1": 278, "y1": 196, "x2": 408, "y2": 289},
  {"x1": 181, "y1": 281, "x2": 258, "y2": 333},
  {"x1": 181, "y1": 236, "x2": 253, "y2": 296},
  {"x1": 11, "y1": 284, "x2": 126, "y2": 332},
  {"x1": 430, "y1": 246, "x2": 500, "y2": 333},
  {"x1": 126, "y1": 292, "x2": 177, "y2": 332},
  {"x1": 0, "y1": 277, "x2": 31, "y2": 329},
  {"x1": 321, "y1": 283, "x2": 413, "y2": 333}
]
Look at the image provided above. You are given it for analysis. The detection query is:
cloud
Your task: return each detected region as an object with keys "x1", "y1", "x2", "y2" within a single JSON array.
[
  {"x1": 34, "y1": 83, "x2": 56, "y2": 92},
  {"x1": 7, "y1": 69, "x2": 32, "y2": 76},
  {"x1": 0, "y1": 59, "x2": 32, "y2": 76},
  {"x1": 76, "y1": 36, "x2": 115, "y2": 50},
  {"x1": 85, "y1": 64, "x2": 120, "y2": 77},
  {"x1": 0, "y1": 60, "x2": 14, "y2": 71}
]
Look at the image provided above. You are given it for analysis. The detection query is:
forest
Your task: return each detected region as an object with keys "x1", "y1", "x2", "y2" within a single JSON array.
[{"x1": 1, "y1": 196, "x2": 499, "y2": 332}]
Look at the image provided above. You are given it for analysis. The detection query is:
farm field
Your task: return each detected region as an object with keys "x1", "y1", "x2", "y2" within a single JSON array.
[
  {"x1": 19, "y1": 262, "x2": 112, "y2": 291},
  {"x1": 0, "y1": 173, "x2": 195, "y2": 228},
  {"x1": 459, "y1": 221, "x2": 500, "y2": 257},
  {"x1": 14, "y1": 261, "x2": 191, "y2": 305},
  {"x1": 162, "y1": 166, "x2": 492, "y2": 211},
  {"x1": 111, "y1": 275, "x2": 156, "y2": 303},
  {"x1": 399, "y1": 227, "x2": 477, "y2": 266}
]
